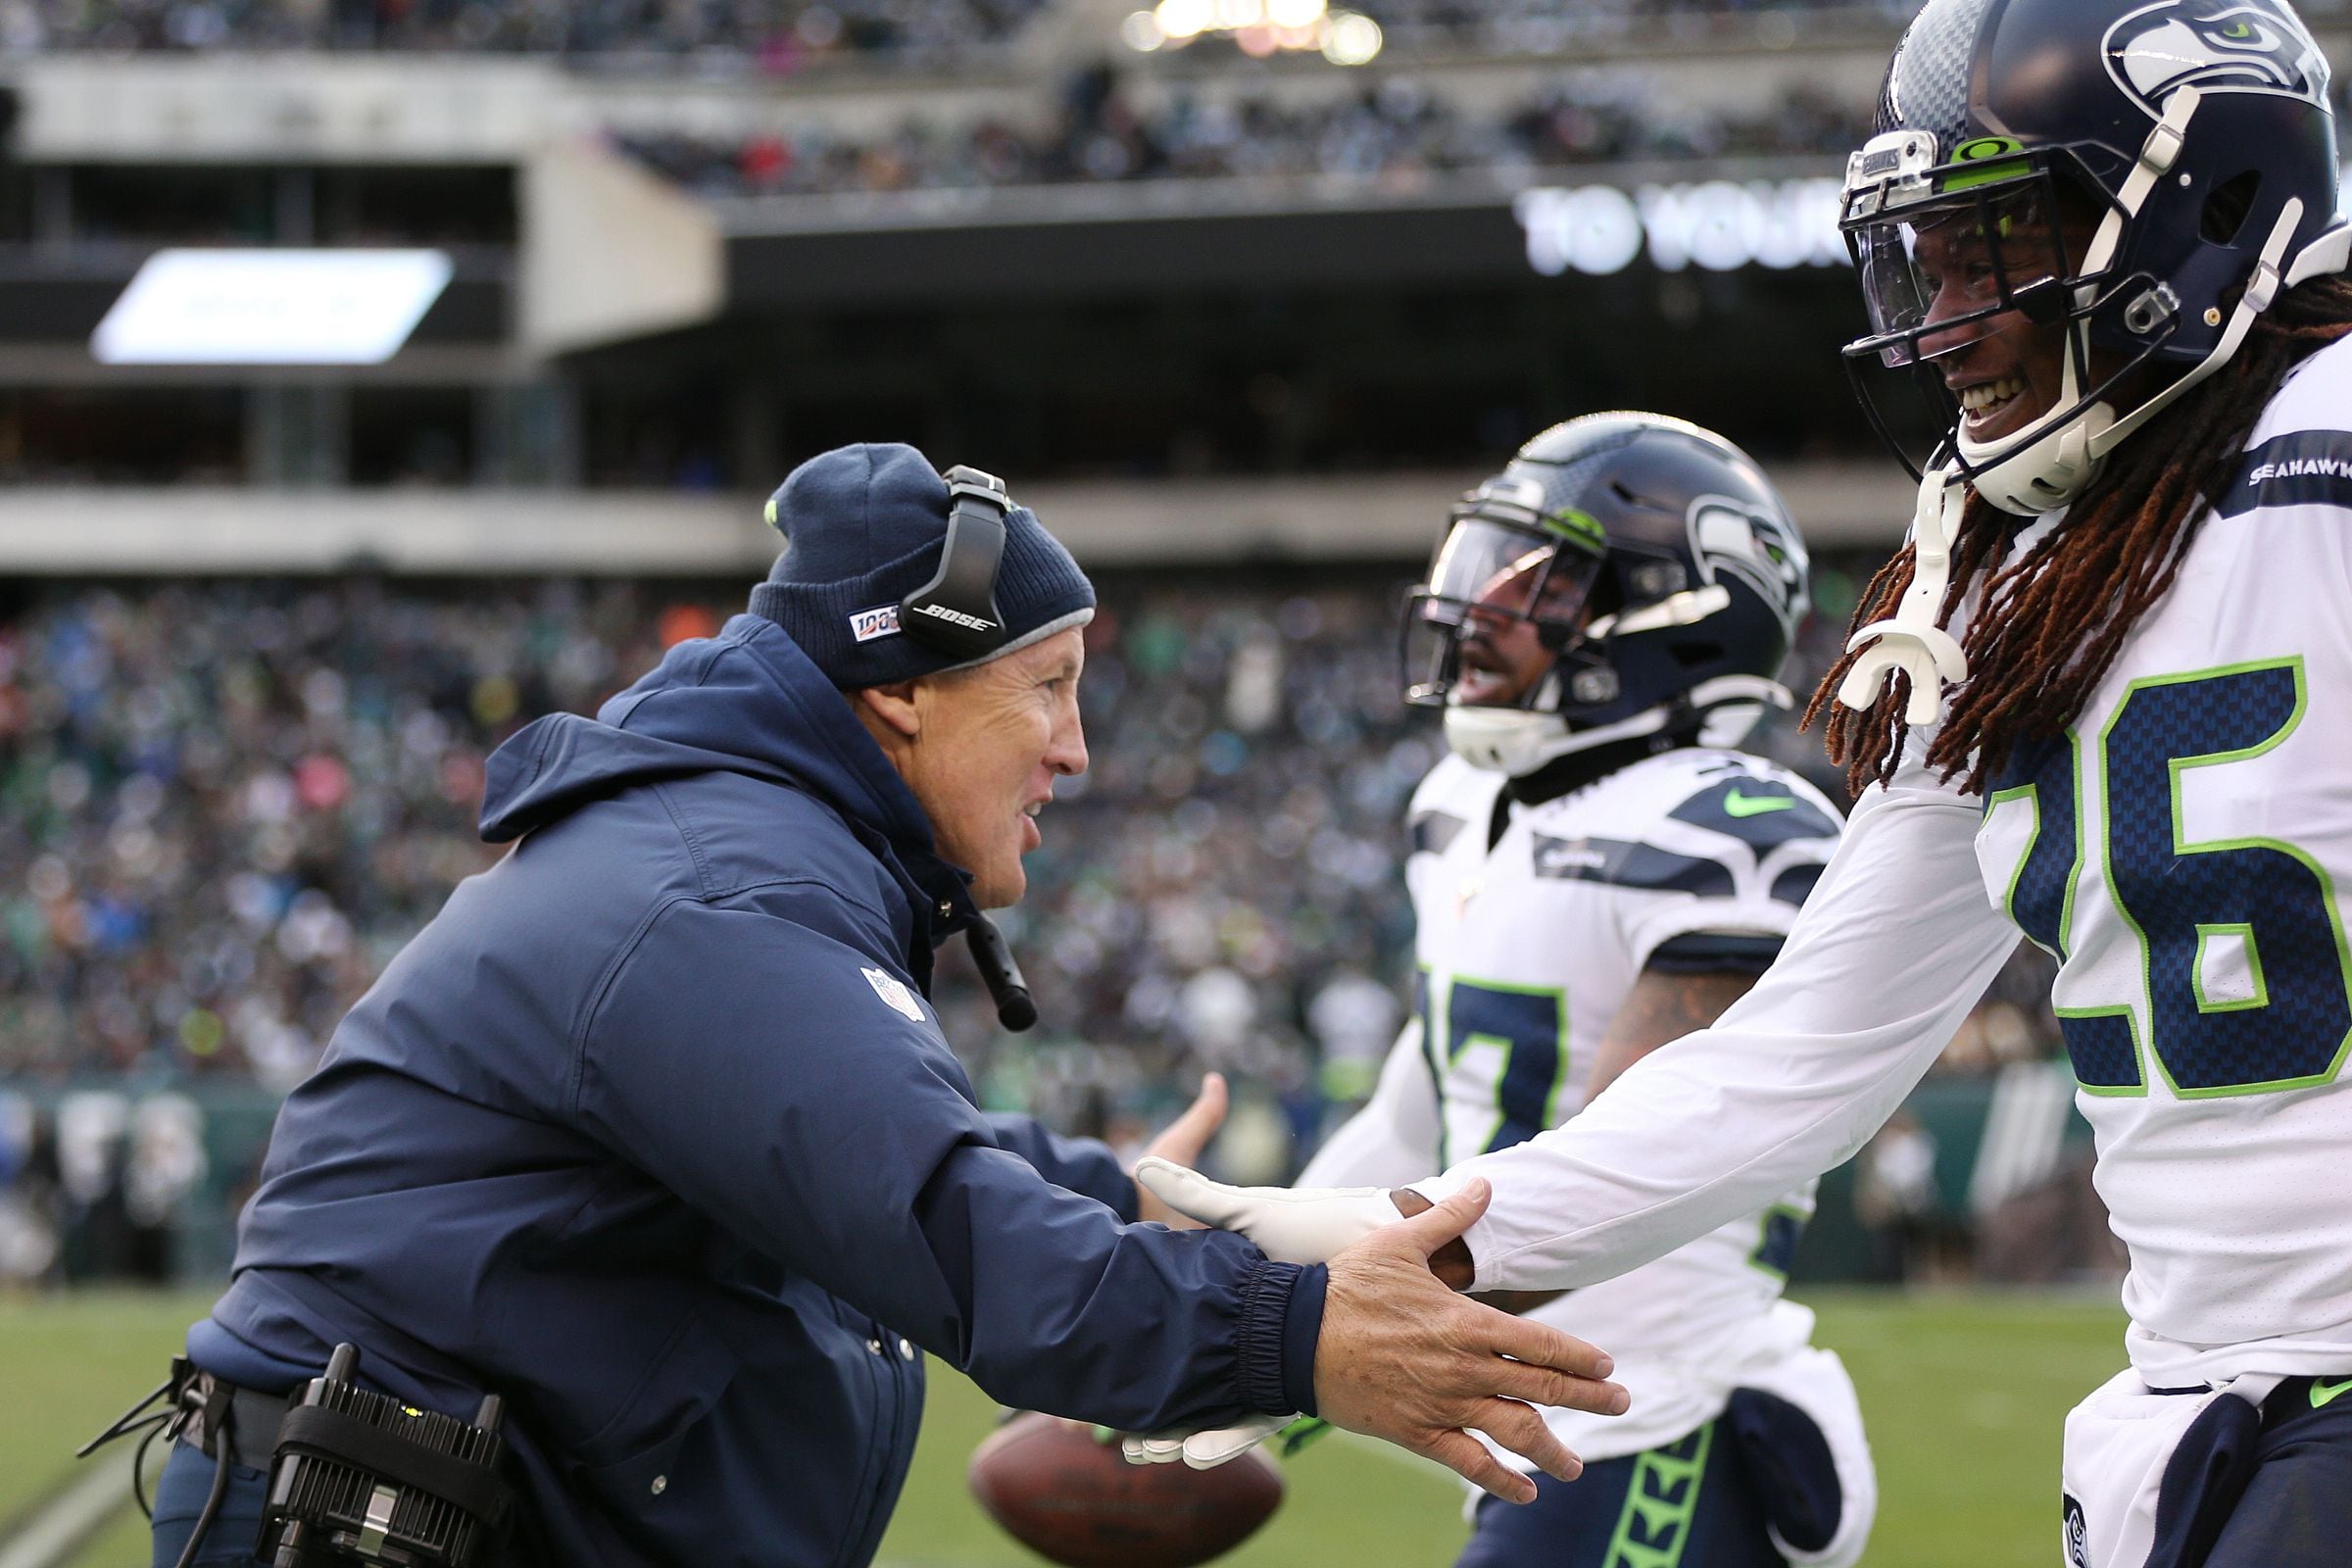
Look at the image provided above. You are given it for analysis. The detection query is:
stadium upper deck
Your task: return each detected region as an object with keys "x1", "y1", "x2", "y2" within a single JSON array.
[
  {"x1": 0, "y1": 2, "x2": 2336, "y2": 567},
  {"x1": 7, "y1": 0, "x2": 1915, "y2": 66}
]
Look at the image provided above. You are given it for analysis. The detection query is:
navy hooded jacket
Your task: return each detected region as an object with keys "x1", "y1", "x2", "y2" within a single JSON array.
[{"x1": 187, "y1": 614, "x2": 1325, "y2": 1568}]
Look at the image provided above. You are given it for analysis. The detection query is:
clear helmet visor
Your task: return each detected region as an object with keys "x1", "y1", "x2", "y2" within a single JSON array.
[
  {"x1": 1848, "y1": 183, "x2": 2071, "y2": 368},
  {"x1": 1402, "y1": 516, "x2": 1605, "y2": 710}
]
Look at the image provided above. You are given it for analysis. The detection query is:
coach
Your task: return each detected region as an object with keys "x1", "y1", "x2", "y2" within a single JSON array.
[{"x1": 146, "y1": 443, "x2": 1623, "y2": 1568}]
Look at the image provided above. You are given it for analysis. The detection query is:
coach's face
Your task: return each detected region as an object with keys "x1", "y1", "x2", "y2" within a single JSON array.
[{"x1": 854, "y1": 628, "x2": 1089, "y2": 908}]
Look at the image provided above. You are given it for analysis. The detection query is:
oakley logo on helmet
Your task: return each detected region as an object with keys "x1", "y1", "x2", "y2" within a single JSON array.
[
  {"x1": 1687, "y1": 497, "x2": 1807, "y2": 634},
  {"x1": 2104, "y1": 0, "x2": 2329, "y2": 119}
]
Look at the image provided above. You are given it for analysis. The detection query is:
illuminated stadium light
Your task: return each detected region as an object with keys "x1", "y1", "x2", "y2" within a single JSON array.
[
  {"x1": 1130, "y1": 0, "x2": 1353, "y2": 57},
  {"x1": 91, "y1": 249, "x2": 453, "y2": 366},
  {"x1": 1320, "y1": 11, "x2": 1381, "y2": 64},
  {"x1": 1121, "y1": 8, "x2": 1166, "y2": 48},
  {"x1": 1152, "y1": 0, "x2": 1210, "y2": 40}
]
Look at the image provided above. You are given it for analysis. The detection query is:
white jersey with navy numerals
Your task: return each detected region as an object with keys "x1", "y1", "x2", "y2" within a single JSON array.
[
  {"x1": 1969, "y1": 334, "x2": 2352, "y2": 1384},
  {"x1": 1401, "y1": 746, "x2": 1843, "y2": 1459},
  {"x1": 1418, "y1": 333, "x2": 2352, "y2": 1394}
]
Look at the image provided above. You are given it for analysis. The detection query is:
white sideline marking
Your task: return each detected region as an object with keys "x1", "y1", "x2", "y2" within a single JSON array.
[{"x1": 0, "y1": 1446, "x2": 138, "y2": 1568}]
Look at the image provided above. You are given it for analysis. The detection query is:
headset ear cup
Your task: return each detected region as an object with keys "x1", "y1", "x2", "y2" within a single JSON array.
[{"x1": 900, "y1": 468, "x2": 1011, "y2": 660}]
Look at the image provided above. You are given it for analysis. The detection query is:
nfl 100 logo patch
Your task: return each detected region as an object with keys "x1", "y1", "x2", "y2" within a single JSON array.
[{"x1": 850, "y1": 605, "x2": 903, "y2": 643}]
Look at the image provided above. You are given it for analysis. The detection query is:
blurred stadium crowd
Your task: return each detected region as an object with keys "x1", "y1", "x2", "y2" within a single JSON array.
[
  {"x1": 0, "y1": 0, "x2": 1913, "y2": 62},
  {"x1": 0, "y1": 556, "x2": 2064, "y2": 1286},
  {"x1": 621, "y1": 69, "x2": 1865, "y2": 197},
  {"x1": 0, "y1": 0, "x2": 1054, "y2": 61}
]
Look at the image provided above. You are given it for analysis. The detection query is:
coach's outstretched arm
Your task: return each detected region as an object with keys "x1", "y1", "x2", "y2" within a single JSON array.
[
  {"x1": 1149, "y1": 771, "x2": 2021, "y2": 1294},
  {"x1": 579, "y1": 903, "x2": 1624, "y2": 1498}
]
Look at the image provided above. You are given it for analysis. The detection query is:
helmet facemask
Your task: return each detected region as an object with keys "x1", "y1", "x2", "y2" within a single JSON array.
[
  {"x1": 1839, "y1": 59, "x2": 2343, "y2": 518},
  {"x1": 1401, "y1": 480, "x2": 1611, "y2": 774},
  {"x1": 1839, "y1": 136, "x2": 2187, "y2": 511},
  {"x1": 1403, "y1": 490, "x2": 1607, "y2": 713}
]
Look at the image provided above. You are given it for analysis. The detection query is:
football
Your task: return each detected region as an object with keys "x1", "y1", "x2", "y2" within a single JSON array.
[{"x1": 966, "y1": 1411, "x2": 1286, "y2": 1568}]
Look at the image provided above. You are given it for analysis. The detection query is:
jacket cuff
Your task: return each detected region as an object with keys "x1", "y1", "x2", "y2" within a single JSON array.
[
  {"x1": 1281, "y1": 1264, "x2": 1326, "y2": 1416},
  {"x1": 1234, "y1": 1259, "x2": 1325, "y2": 1417}
]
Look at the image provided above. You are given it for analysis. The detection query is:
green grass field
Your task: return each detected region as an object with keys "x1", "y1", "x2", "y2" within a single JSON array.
[{"x1": 1, "y1": 1287, "x2": 2126, "y2": 1566}]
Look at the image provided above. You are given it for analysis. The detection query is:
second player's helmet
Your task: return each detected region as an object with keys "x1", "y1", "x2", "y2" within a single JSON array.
[
  {"x1": 1840, "y1": 0, "x2": 2350, "y2": 513},
  {"x1": 1403, "y1": 414, "x2": 1811, "y2": 777}
]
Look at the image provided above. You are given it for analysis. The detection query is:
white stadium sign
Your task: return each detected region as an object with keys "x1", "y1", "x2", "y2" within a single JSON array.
[
  {"x1": 90, "y1": 249, "x2": 455, "y2": 367},
  {"x1": 1512, "y1": 177, "x2": 1847, "y2": 277},
  {"x1": 1513, "y1": 166, "x2": 2352, "y2": 279}
]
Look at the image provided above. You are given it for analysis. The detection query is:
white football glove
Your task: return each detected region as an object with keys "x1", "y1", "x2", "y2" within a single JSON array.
[
  {"x1": 1123, "y1": 1161, "x2": 1411, "y2": 1469},
  {"x1": 1120, "y1": 1414, "x2": 1291, "y2": 1468},
  {"x1": 1132, "y1": 1157, "x2": 1406, "y2": 1264}
]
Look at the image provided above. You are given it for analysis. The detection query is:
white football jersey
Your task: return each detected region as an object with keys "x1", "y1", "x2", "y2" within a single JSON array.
[
  {"x1": 1970, "y1": 334, "x2": 2352, "y2": 1383},
  {"x1": 1421, "y1": 332, "x2": 2352, "y2": 1392},
  {"x1": 1312, "y1": 745, "x2": 1843, "y2": 1460}
]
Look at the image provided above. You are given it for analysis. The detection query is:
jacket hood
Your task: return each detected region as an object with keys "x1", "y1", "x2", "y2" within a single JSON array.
[{"x1": 480, "y1": 615, "x2": 975, "y2": 921}]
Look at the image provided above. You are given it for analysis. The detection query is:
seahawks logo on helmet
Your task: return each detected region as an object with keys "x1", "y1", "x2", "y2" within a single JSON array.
[
  {"x1": 2103, "y1": 0, "x2": 2330, "y2": 119},
  {"x1": 1687, "y1": 496, "x2": 1808, "y2": 638}
]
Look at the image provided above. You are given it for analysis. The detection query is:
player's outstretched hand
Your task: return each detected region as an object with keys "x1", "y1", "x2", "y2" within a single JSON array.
[
  {"x1": 1133, "y1": 1155, "x2": 1404, "y2": 1261},
  {"x1": 1125, "y1": 1155, "x2": 1404, "y2": 1474},
  {"x1": 1133, "y1": 1076, "x2": 1230, "y2": 1230},
  {"x1": 1316, "y1": 1179, "x2": 1627, "y2": 1503}
]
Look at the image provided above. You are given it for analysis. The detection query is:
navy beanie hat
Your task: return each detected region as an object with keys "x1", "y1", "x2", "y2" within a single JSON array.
[{"x1": 747, "y1": 442, "x2": 1095, "y2": 689}]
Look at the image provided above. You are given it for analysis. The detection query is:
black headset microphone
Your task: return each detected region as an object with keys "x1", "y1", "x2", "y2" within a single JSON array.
[
  {"x1": 900, "y1": 464, "x2": 1043, "y2": 1034},
  {"x1": 965, "y1": 915, "x2": 1038, "y2": 1031}
]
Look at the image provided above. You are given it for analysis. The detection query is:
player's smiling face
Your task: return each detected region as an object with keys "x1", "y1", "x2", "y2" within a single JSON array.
[
  {"x1": 1906, "y1": 189, "x2": 2150, "y2": 447},
  {"x1": 1909, "y1": 205, "x2": 2072, "y2": 443}
]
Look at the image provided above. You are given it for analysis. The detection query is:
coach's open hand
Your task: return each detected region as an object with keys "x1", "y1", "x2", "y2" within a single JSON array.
[{"x1": 1316, "y1": 1179, "x2": 1627, "y2": 1502}]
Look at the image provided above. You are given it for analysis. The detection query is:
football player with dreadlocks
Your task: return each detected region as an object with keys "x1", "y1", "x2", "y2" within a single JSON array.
[
  {"x1": 1137, "y1": 1, "x2": 2352, "y2": 1562},
  {"x1": 1141, "y1": 416, "x2": 1878, "y2": 1568}
]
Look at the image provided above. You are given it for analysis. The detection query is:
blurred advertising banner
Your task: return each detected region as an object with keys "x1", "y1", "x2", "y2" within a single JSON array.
[{"x1": 90, "y1": 249, "x2": 453, "y2": 366}]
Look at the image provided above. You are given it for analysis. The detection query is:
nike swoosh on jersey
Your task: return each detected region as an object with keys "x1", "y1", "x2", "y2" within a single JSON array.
[
  {"x1": 1723, "y1": 790, "x2": 1799, "y2": 817},
  {"x1": 2312, "y1": 1377, "x2": 2352, "y2": 1409}
]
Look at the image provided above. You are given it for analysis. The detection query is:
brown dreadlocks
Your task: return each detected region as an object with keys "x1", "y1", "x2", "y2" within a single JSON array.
[{"x1": 1803, "y1": 274, "x2": 2352, "y2": 798}]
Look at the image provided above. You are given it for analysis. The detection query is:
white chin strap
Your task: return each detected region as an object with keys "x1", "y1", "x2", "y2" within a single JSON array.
[
  {"x1": 1960, "y1": 360, "x2": 2114, "y2": 515},
  {"x1": 1958, "y1": 84, "x2": 2333, "y2": 516},
  {"x1": 1445, "y1": 676, "x2": 1791, "y2": 777}
]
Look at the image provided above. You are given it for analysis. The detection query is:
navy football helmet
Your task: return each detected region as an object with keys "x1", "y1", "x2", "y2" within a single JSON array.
[
  {"x1": 1403, "y1": 414, "x2": 1812, "y2": 776},
  {"x1": 1840, "y1": 0, "x2": 2350, "y2": 513}
]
